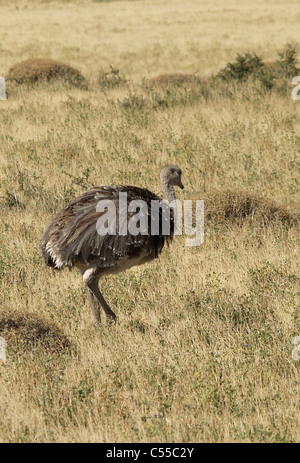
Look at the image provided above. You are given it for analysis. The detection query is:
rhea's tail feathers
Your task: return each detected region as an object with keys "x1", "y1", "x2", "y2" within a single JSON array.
[{"x1": 41, "y1": 241, "x2": 64, "y2": 270}]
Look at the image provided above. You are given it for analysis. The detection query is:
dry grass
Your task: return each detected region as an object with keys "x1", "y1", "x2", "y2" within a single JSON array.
[
  {"x1": 0, "y1": 0, "x2": 300, "y2": 444},
  {"x1": 285, "y1": 202, "x2": 300, "y2": 216},
  {"x1": 145, "y1": 72, "x2": 200, "y2": 87},
  {"x1": 6, "y1": 58, "x2": 87, "y2": 88},
  {"x1": 97, "y1": 66, "x2": 127, "y2": 90}
]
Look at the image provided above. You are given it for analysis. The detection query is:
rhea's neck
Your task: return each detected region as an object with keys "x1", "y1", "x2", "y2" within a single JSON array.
[{"x1": 161, "y1": 177, "x2": 176, "y2": 203}]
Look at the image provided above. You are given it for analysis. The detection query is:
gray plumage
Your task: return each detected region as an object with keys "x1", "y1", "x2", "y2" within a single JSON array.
[{"x1": 41, "y1": 165, "x2": 184, "y2": 323}]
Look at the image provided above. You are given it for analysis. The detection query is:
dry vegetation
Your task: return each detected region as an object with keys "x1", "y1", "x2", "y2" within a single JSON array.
[
  {"x1": 6, "y1": 58, "x2": 87, "y2": 88},
  {"x1": 0, "y1": 0, "x2": 300, "y2": 443},
  {"x1": 145, "y1": 72, "x2": 200, "y2": 87},
  {"x1": 202, "y1": 190, "x2": 299, "y2": 227},
  {"x1": 0, "y1": 309, "x2": 73, "y2": 355}
]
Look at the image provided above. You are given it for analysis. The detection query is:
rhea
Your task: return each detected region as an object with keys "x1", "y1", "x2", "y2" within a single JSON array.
[{"x1": 41, "y1": 165, "x2": 184, "y2": 323}]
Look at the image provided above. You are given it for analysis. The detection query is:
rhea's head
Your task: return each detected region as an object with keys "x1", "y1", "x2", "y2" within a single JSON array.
[{"x1": 160, "y1": 165, "x2": 184, "y2": 190}]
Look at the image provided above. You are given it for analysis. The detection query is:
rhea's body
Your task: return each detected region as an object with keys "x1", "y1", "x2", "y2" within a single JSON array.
[{"x1": 41, "y1": 166, "x2": 184, "y2": 323}]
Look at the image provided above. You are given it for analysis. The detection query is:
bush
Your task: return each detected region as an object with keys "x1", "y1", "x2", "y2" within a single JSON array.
[
  {"x1": 217, "y1": 44, "x2": 299, "y2": 92},
  {"x1": 201, "y1": 189, "x2": 299, "y2": 227},
  {"x1": 6, "y1": 58, "x2": 87, "y2": 88},
  {"x1": 217, "y1": 53, "x2": 264, "y2": 81}
]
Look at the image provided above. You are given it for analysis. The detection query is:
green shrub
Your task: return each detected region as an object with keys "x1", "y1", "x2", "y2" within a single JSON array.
[{"x1": 217, "y1": 52, "x2": 264, "y2": 81}]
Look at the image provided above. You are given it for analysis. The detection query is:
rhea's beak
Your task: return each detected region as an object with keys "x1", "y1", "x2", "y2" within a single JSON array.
[{"x1": 179, "y1": 181, "x2": 184, "y2": 190}]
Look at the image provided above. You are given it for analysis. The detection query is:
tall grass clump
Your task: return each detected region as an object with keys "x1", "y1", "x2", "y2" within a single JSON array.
[{"x1": 97, "y1": 66, "x2": 127, "y2": 90}]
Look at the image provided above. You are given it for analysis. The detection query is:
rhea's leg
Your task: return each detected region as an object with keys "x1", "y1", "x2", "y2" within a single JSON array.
[
  {"x1": 85, "y1": 285, "x2": 101, "y2": 323},
  {"x1": 83, "y1": 268, "x2": 116, "y2": 324},
  {"x1": 91, "y1": 284, "x2": 116, "y2": 324}
]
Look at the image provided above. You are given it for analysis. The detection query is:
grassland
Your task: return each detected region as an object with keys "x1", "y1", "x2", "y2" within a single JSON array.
[{"x1": 0, "y1": 0, "x2": 300, "y2": 443}]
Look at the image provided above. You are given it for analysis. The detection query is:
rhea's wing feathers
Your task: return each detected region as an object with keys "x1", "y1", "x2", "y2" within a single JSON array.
[{"x1": 42, "y1": 186, "x2": 174, "y2": 268}]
